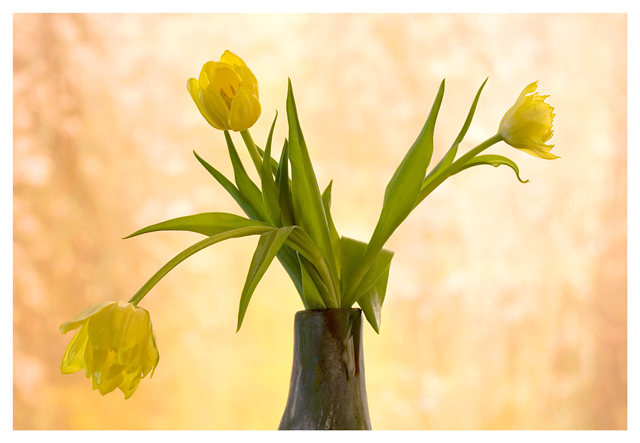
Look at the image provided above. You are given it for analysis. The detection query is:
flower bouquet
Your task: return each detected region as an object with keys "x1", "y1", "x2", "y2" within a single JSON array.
[{"x1": 60, "y1": 50, "x2": 557, "y2": 427}]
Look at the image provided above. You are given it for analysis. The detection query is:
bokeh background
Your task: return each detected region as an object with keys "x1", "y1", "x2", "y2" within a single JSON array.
[{"x1": 13, "y1": 13, "x2": 627, "y2": 430}]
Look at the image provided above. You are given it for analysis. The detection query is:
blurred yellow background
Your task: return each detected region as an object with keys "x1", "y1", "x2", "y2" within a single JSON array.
[{"x1": 13, "y1": 13, "x2": 626, "y2": 430}]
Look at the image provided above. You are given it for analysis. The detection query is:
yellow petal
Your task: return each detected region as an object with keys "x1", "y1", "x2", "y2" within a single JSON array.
[
  {"x1": 201, "y1": 86, "x2": 232, "y2": 130},
  {"x1": 119, "y1": 373, "x2": 143, "y2": 399},
  {"x1": 89, "y1": 348, "x2": 108, "y2": 383},
  {"x1": 220, "y1": 49, "x2": 247, "y2": 67},
  {"x1": 229, "y1": 87, "x2": 261, "y2": 132},
  {"x1": 141, "y1": 332, "x2": 160, "y2": 378},
  {"x1": 61, "y1": 326, "x2": 89, "y2": 374},
  {"x1": 60, "y1": 301, "x2": 115, "y2": 334},
  {"x1": 198, "y1": 61, "x2": 218, "y2": 90},
  {"x1": 235, "y1": 65, "x2": 259, "y2": 99},
  {"x1": 86, "y1": 302, "x2": 119, "y2": 350},
  {"x1": 209, "y1": 66, "x2": 242, "y2": 106},
  {"x1": 108, "y1": 302, "x2": 151, "y2": 351}
]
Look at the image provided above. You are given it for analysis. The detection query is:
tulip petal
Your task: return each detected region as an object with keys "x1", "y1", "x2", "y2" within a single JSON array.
[
  {"x1": 210, "y1": 66, "x2": 242, "y2": 106},
  {"x1": 201, "y1": 86, "x2": 232, "y2": 130},
  {"x1": 120, "y1": 373, "x2": 142, "y2": 399},
  {"x1": 198, "y1": 61, "x2": 218, "y2": 90},
  {"x1": 229, "y1": 88, "x2": 261, "y2": 132},
  {"x1": 61, "y1": 327, "x2": 89, "y2": 374},
  {"x1": 187, "y1": 79, "x2": 212, "y2": 121},
  {"x1": 235, "y1": 65, "x2": 259, "y2": 99},
  {"x1": 59, "y1": 301, "x2": 115, "y2": 334},
  {"x1": 220, "y1": 50, "x2": 247, "y2": 67},
  {"x1": 61, "y1": 300, "x2": 159, "y2": 399},
  {"x1": 499, "y1": 82, "x2": 558, "y2": 159},
  {"x1": 86, "y1": 303, "x2": 119, "y2": 350}
]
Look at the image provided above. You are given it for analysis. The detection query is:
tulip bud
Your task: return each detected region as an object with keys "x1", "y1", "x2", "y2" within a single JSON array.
[{"x1": 187, "y1": 50, "x2": 261, "y2": 132}]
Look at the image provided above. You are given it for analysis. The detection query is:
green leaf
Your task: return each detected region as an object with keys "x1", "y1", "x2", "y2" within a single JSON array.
[
  {"x1": 191, "y1": 152, "x2": 307, "y2": 308},
  {"x1": 277, "y1": 140, "x2": 295, "y2": 226},
  {"x1": 419, "y1": 78, "x2": 488, "y2": 202},
  {"x1": 457, "y1": 154, "x2": 529, "y2": 183},
  {"x1": 299, "y1": 256, "x2": 328, "y2": 310},
  {"x1": 382, "y1": 80, "x2": 444, "y2": 207},
  {"x1": 128, "y1": 226, "x2": 276, "y2": 306},
  {"x1": 344, "y1": 80, "x2": 445, "y2": 303},
  {"x1": 340, "y1": 236, "x2": 394, "y2": 316},
  {"x1": 193, "y1": 151, "x2": 262, "y2": 221},
  {"x1": 261, "y1": 112, "x2": 282, "y2": 226},
  {"x1": 321, "y1": 180, "x2": 340, "y2": 271},
  {"x1": 124, "y1": 212, "x2": 272, "y2": 239},
  {"x1": 357, "y1": 264, "x2": 390, "y2": 334},
  {"x1": 257, "y1": 145, "x2": 279, "y2": 175},
  {"x1": 224, "y1": 131, "x2": 269, "y2": 222},
  {"x1": 286, "y1": 79, "x2": 339, "y2": 304},
  {"x1": 237, "y1": 226, "x2": 296, "y2": 331},
  {"x1": 274, "y1": 244, "x2": 304, "y2": 298},
  {"x1": 285, "y1": 226, "x2": 338, "y2": 308}
]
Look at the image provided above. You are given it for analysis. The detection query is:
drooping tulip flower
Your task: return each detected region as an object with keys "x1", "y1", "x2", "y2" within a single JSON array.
[{"x1": 60, "y1": 301, "x2": 159, "y2": 399}]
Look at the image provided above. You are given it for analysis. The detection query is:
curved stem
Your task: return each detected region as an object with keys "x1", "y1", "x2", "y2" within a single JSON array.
[
  {"x1": 128, "y1": 226, "x2": 275, "y2": 306},
  {"x1": 415, "y1": 133, "x2": 503, "y2": 205}
]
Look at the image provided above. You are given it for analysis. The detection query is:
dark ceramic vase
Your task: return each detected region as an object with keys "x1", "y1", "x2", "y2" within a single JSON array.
[{"x1": 278, "y1": 308, "x2": 371, "y2": 430}]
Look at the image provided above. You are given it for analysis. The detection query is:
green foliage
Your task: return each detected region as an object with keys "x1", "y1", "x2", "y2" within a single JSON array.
[{"x1": 128, "y1": 77, "x2": 540, "y2": 331}]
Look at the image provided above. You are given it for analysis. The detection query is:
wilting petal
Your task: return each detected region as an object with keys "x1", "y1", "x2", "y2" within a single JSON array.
[
  {"x1": 61, "y1": 326, "x2": 89, "y2": 374},
  {"x1": 59, "y1": 301, "x2": 115, "y2": 334},
  {"x1": 60, "y1": 300, "x2": 159, "y2": 399}
]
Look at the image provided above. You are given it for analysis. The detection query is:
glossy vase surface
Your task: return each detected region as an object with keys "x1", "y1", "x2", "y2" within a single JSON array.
[{"x1": 278, "y1": 308, "x2": 371, "y2": 430}]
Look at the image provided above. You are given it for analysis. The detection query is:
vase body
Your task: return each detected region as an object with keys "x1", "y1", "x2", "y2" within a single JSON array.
[{"x1": 278, "y1": 308, "x2": 371, "y2": 430}]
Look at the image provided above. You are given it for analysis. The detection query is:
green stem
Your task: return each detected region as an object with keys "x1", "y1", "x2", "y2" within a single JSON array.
[
  {"x1": 344, "y1": 133, "x2": 503, "y2": 306},
  {"x1": 415, "y1": 133, "x2": 503, "y2": 205},
  {"x1": 240, "y1": 129, "x2": 264, "y2": 175},
  {"x1": 127, "y1": 226, "x2": 275, "y2": 306}
]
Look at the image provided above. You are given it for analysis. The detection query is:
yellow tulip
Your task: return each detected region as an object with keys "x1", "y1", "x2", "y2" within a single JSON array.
[
  {"x1": 499, "y1": 81, "x2": 559, "y2": 159},
  {"x1": 187, "y1": 50, "x2": 261, "y2": 132},
  {"x1": 60, "y1": 301, "x2": 159, "y2": 399}
]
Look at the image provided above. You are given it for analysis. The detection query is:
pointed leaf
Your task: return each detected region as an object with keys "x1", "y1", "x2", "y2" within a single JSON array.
[
  {"x1": 277, "y1": 140, "x2": 295, "y2": 226},
  {"x1": 299, "y1": 256, "x2": 328, "y2": 310},
  {"x1": 345, "y1": 80, "x2": 444, "y2": 302},
  {"x1": 286, "y1": 80, "x2": 339, "y2": 296},
  {"x1": 261, "y1": 112, "x2": 282, "y2": 226},
  {"x1": 322, "y1": 180, "x2": 340, "y2": 268},
  {"x1": 340, "y1": 236, "x2": 394, "y2": 309},
  {"x1": 416, "y1": 77, "x2": 489, "y2": 199},
  {"x1": 128, "y1": 226, "x2": 276, "y2": 306},
  {"x1": 275, "y1": 244, "x2": 304, "y2": 298},
  {"x1": 124, "y1": 212, "x2": 271, "y2": 239},
  {"x1": 457, "y1": 154, "x2": 529, "y2": 183},
  {"x1": 193, "y1": 151, "x2": 262, "y2": 221},
  {"x1": 418, "y1": 78, "x2": 488, "y2": 205},
  {"x1": 257, "y1": 145, "x2": 279, "y2": 175},
  {"x1": 357, "y1": 264, "x2": 390, "y2": 334},
  {"x1": 237, "y1": 226, "x2": 296, "y2": 331},
  {"x1": 224, "y1": 130, "x2": 269, "y2": 222}
]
